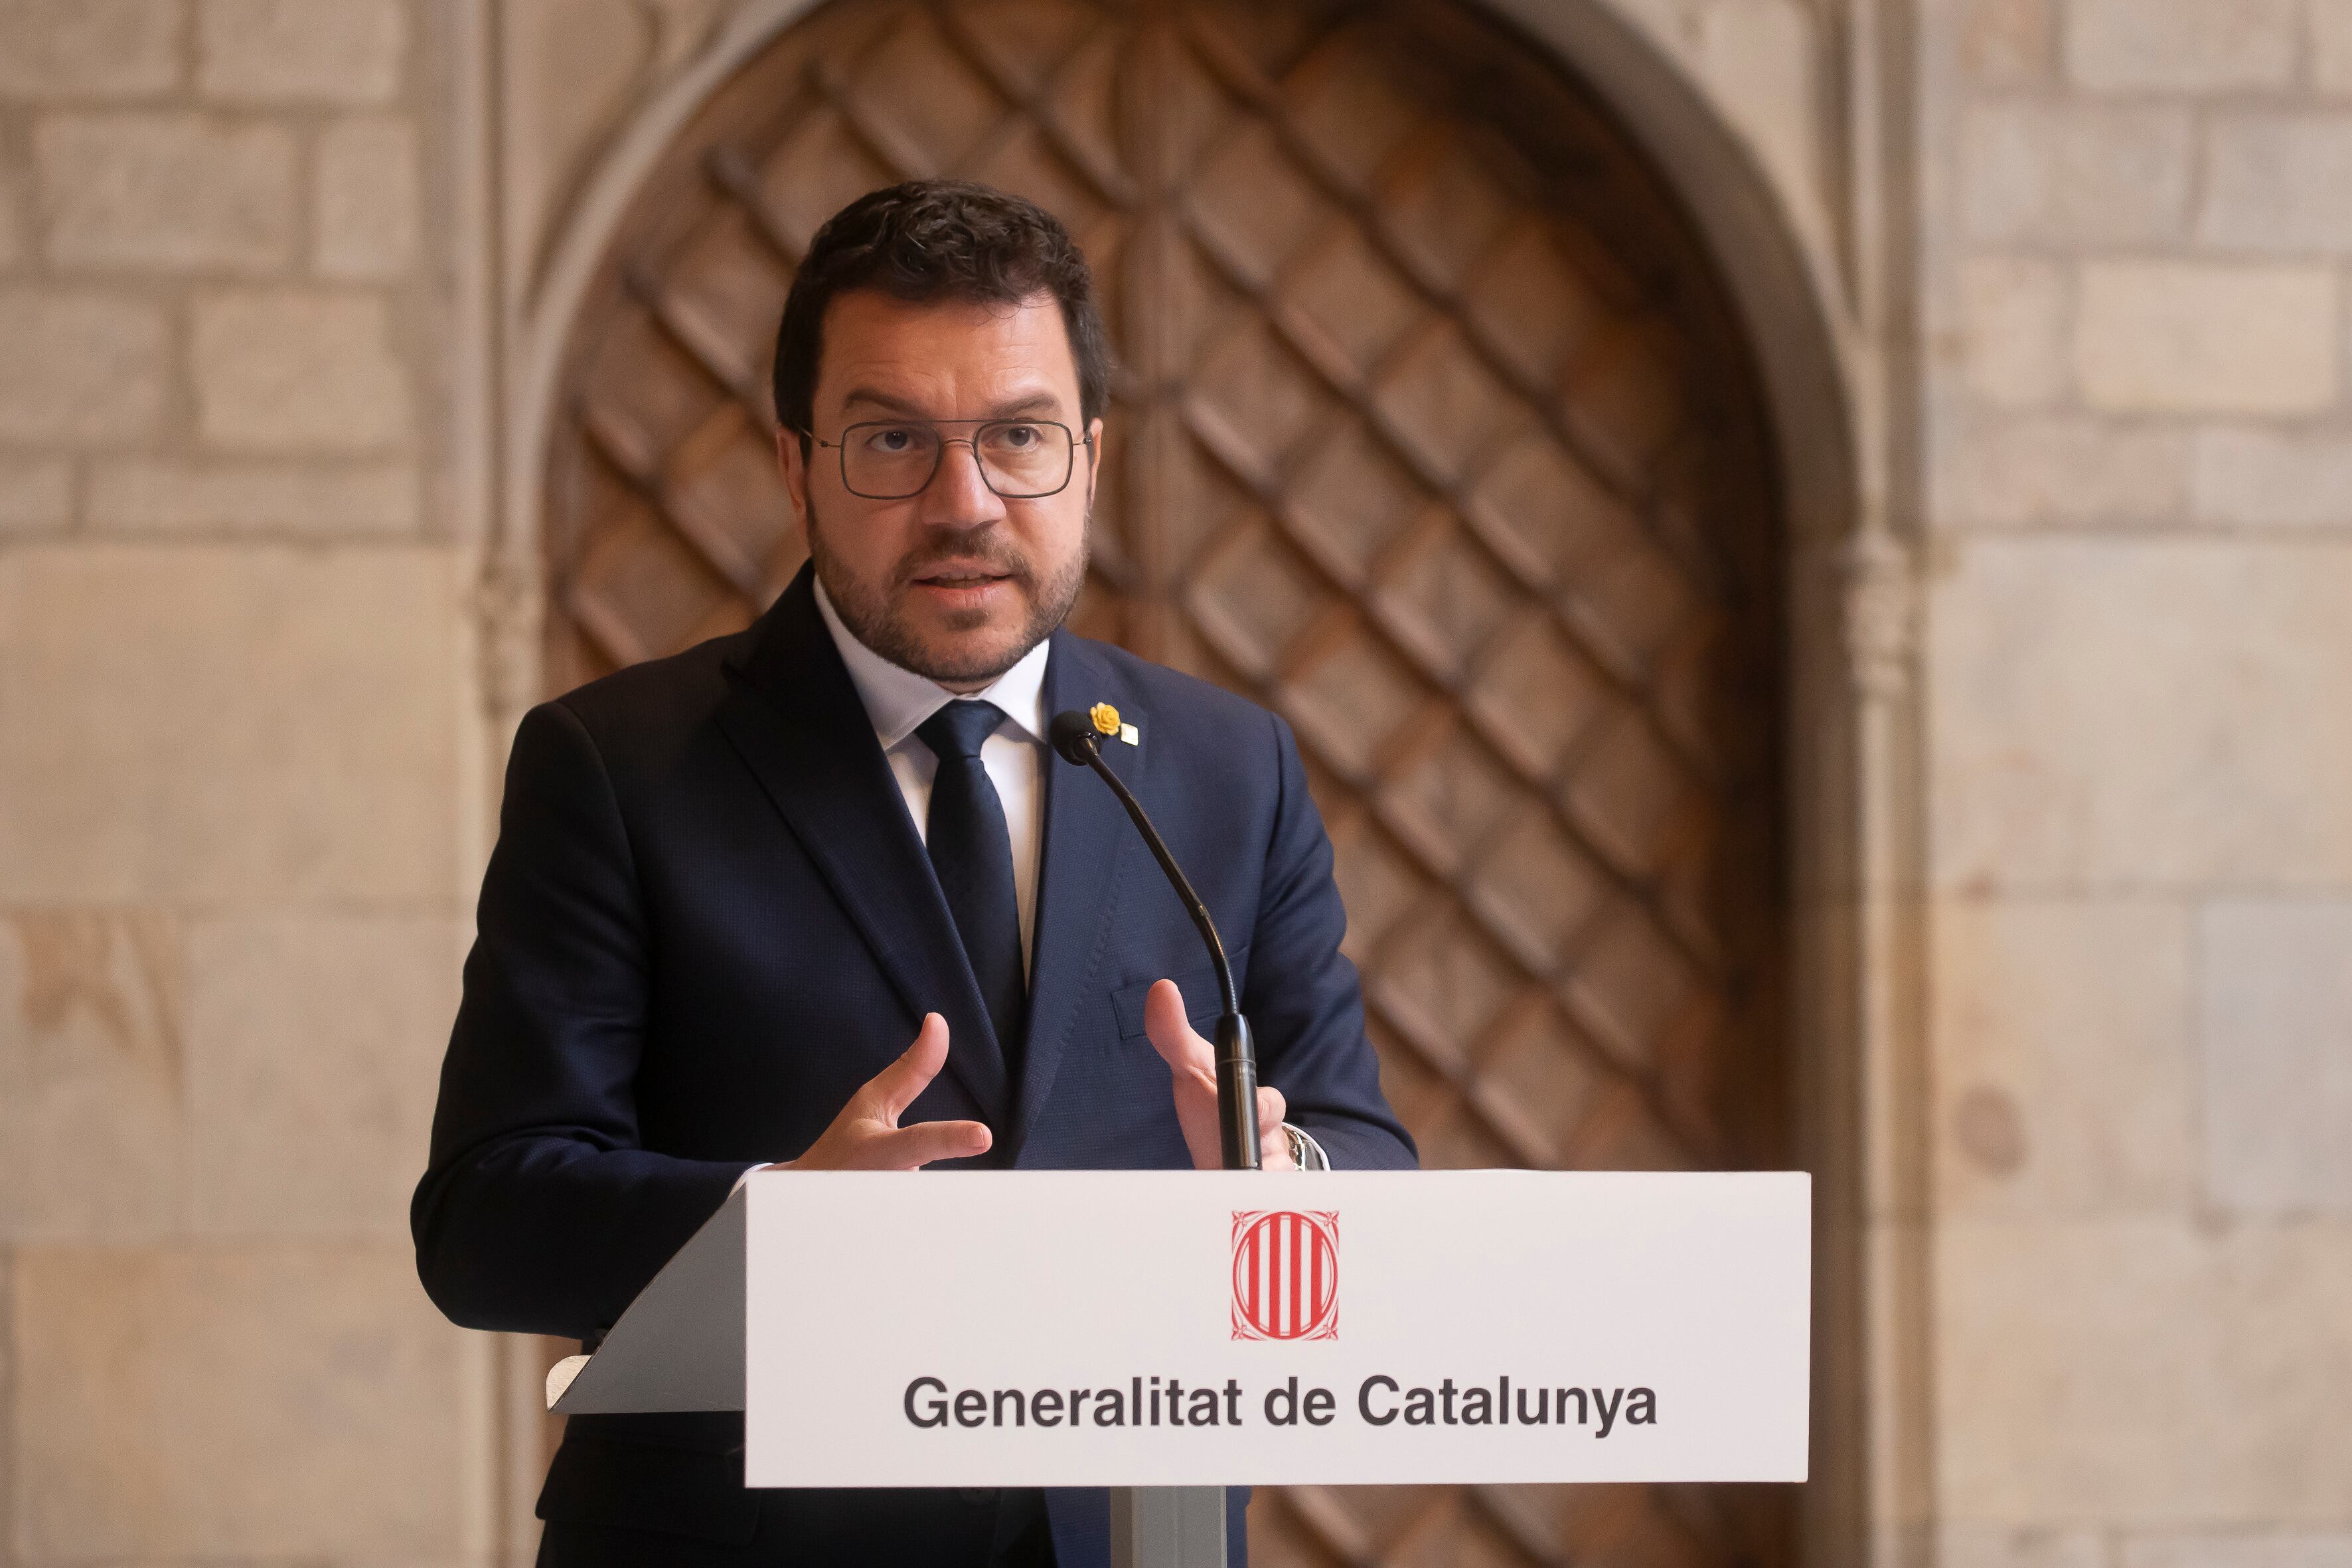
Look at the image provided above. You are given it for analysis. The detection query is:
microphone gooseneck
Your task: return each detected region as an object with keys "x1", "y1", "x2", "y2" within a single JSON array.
[{"x1": 1049, "y1": 708, "x2": 1261, "y2": 1170}]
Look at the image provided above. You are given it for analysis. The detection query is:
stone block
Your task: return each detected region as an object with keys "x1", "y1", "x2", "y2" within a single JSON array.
[
  {"x1": 1959, "y1": 0, "x2": 2055, "y2": 86},
  {"x1": 2320, "y1": 0, "x2": 2352, "y2": 96},
  {"x1": 505, "y1": 0, "x2": 659, "y2": 279},
  {"x1": 1928, "y1": 536, "x2": 2352, "y2": 889},
  {"x1": 2201, "y1": 901, "x2": 2352, "y2": 1215},
  {"x1": 0, "y1": 910, "x2": 187, "y2": 1243},
  {"x1": 187, "y1": 912, "x2": 461, "y2": 1238},
  {"x1": 1937, "y1": 1216, "x2": 2352, "y2": 1522},
  {"x1": 2074, "y1": 262, "x2": 2337, "y2": 416},
  {"x1": 87, "y1": 457, "x2": 418, "y2": 534},
  {"x1": 2124, "y1": 1537, "x2": 2352, "y2": 1568},
  {"x1": 0, "y1": 456, "x2": 72, "y2": 534},
  {"x1": 197, "y1": 0, "x2": 406, "y2": 105},
  {"x1": 191, "y1": 288, "x2": 411, "y2": 451},
  {"x1": 2193, "y1": 428, "x2": 2352, "y2": 530},
  {"x1": 35, "y1": 112, "x2": 294, "y2": 274},
  {"x1": 1929, "y1": 414, "x2": 2188, "y2": 528},
  {"x1": 315, "y1": 114, "x2": 419, "y2": 280},
  {"x1": 1952, "y1": 256, "x2": 2068, "y2": 408},
  {"x1": 1938, "y1": 1526, "x2": 2107, "y2": 1568},
  {"x1": 2201, "y1": 115, "x2": 2352, "y2": 254},
  {"x1": 11, "y1": 1242, "x2": 464, "y2": 1558},
  {"x1": 1962, "y1": 104, "x2": 2191, "y2": 247},
  {"x1": 2064, "y1": 0, "x2": 2298, "y2": 92},
  {"x1": 0, "y1": 544, "x2": 459, "y2": 902},
  {"x1": 1932, "y1": 898, "x2": 2195, "y2": 1217},
  {"x1": 0, "y1": 0, "x2": 183, "y2": 101},
  {"x1": 0, "y1": 288, "x2": 168, "y2": 445}
]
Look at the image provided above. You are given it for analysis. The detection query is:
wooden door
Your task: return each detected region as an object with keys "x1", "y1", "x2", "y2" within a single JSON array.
[{"x1": 544, "y1": 0, "x2": 1788, "y2": 1560}]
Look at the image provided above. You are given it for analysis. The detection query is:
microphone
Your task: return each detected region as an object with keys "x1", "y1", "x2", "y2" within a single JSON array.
[{"x1": 1049, "y1": 708, "x2": 1262, "y2": 1171}]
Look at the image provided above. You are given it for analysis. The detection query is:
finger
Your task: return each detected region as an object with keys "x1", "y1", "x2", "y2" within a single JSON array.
[
  {"x1": 1256, "y1": 1084, "x2": 1287, "y2": 1132},
  {"x1": 864, "y1": 1013, "x2": 951, "y2": 1121},
  {"x1": 1260, "y1": 1123, "x2": 1296, "y2": 1170},
  {"x1": 1142, "y1": 980, "x2": 1217, "y2": 1087},
  {"x1": 867, "y1": 1117, "x2": 993, "y2": 1170}
]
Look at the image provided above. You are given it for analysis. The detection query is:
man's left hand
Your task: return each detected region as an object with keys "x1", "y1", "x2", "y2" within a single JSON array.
[{"x1": 1142, "y1": 979, "x2": 1294, "y2": 1170}]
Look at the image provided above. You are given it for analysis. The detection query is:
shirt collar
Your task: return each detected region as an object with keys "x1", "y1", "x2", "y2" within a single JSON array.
[{"x1": 813, "y1": 574, "x2": 1050, "y2": 750}]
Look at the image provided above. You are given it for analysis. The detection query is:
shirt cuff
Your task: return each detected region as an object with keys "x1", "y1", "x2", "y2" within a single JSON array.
[{"x1": 1281, "y1": 1123, "x2": 1331, "y2": 1171}]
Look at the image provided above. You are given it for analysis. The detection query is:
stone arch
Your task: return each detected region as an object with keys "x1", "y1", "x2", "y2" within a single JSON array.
[{"x1": 493, "y1": 1, "x2": 1889, "y2": 1561}]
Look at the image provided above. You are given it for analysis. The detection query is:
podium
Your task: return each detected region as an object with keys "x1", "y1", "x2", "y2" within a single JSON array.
[{"x1": 548, "y1": 1169, "x2": 1810, "y2": 1563}]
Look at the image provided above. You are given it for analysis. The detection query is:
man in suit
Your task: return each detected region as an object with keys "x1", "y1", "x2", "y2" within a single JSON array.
[{"x1": 413, "y1": 179, "x2": 1416, "y2": 1567}]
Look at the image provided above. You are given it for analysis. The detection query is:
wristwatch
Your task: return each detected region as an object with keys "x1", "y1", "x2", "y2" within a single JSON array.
[{"x1": 1281, "y1": 1122, "x2": 1330, "y2": 1171}]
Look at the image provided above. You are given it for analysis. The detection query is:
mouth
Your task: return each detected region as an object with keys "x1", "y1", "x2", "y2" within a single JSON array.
[{"x1": 907, "y1": 560, "x2": 1021, "y2": 596}]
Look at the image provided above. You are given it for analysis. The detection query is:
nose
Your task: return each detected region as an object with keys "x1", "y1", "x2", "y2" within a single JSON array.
[{"x1": 917, "y1": 435, "x2": 1007, "y2": 530}]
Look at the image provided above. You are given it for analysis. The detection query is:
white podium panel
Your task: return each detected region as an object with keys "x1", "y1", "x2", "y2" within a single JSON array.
[{"x1": 739, "y1": 1169, "x2": 1807, "y2": 1488}]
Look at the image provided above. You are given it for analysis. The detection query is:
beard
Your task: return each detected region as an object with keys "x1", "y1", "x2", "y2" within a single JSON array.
[{"x1": 806, "y1": 501, "x2": 1089, "y2": 687}]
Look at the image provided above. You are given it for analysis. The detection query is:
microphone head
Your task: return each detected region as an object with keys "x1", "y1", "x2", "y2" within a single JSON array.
[{"x1": 1048, "y1": 709, "x2": 1104, "y2": 765}]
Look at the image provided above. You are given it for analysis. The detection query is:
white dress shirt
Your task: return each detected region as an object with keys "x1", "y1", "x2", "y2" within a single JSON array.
[{"x1": 813, "y1": 577, "x2": 1050, "y2": 973}]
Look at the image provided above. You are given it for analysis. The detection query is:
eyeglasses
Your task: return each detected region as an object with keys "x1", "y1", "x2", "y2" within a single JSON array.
[{"x1": 806, "y1": 418, "x2": 1093, "y2": 501}]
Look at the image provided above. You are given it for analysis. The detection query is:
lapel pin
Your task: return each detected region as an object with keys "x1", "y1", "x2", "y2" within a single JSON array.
[{"x1": 1087, "y1": 702, "x2": 1138, "y2": 746}]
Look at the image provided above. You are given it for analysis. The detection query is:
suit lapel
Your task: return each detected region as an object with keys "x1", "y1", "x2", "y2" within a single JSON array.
[
  {"x1": 1014, "y1": 630, "x2": 1144, "y2": 1155},
  {"x1": 713, "y1": 568, "x2": 1010, "y2": 1125}
]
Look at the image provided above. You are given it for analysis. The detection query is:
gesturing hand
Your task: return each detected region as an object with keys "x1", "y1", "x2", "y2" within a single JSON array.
[
  {"x1": 777, "y1": 1014, "x2": 993, "y2": 1171},
  {"x1": 1142, "y1": 979, "x2": 1294, "y2": 1171}
]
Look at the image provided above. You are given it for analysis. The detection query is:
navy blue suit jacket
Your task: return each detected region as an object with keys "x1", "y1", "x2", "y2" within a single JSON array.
[{"x1": 413, "y1": 565, "x2": 1416, "y2": 1564}]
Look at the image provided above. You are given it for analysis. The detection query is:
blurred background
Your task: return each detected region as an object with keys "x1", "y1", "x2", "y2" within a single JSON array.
[{"x1": 1, "y1": 0, "x2": 2347, "y2": 1565}]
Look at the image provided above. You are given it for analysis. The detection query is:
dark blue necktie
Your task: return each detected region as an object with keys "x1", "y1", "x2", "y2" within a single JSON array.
[{"x1": 915, "y1": 700, "x2": 1027, "y2": 1081}]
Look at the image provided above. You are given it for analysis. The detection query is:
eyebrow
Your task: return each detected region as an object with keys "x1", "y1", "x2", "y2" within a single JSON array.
[{"x1": 839, "y1": 388, "x2": 1065, "y2": 420}]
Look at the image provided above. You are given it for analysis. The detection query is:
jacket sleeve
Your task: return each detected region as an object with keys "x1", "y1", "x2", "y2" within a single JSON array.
[
  {"x1": 1242, "y1": 708, "x2": 1420, "y2": 1172},
  {"x1": 410, "y1": 699, "x2": 747, "y2": 1338}
]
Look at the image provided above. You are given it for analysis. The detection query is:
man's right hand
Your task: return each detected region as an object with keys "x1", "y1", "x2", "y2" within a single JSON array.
[{"x1": 767, "y1": 1014, "x2": 992, "y2": 1171}]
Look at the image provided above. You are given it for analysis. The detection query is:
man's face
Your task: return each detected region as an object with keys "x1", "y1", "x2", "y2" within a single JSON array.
[{"x1": 778, "y1": 289, "x2": 1101, "y2": 692}]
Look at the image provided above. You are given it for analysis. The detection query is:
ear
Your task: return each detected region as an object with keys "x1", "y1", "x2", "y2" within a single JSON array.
[
  {"x1": 776, "y1": 427, "x2": 811, "y2": 540},
  {"x1": 1082, "y1": 416, "x2": 1104, "y2": 514}
]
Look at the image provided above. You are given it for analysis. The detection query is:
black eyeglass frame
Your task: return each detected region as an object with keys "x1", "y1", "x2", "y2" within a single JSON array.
[{"x1": 801, "y1": 417, "x2": 1097, "y2": 501}]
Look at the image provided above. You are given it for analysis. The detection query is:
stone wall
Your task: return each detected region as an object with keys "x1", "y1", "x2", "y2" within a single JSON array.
[
  {"x1": 1921, "y1": 0, "x2": 2352, "y2": 1562},
  {"x1": 2, "y1": 0, "x2": 2347, "y2": 1564},
  {"x1": 0, "y1": 1, "x2": 483, "y2": 1564}
]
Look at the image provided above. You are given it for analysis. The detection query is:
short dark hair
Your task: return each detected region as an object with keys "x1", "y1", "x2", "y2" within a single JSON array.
[{"x1": 771, "y1": 180, "x2": 1113, "y2": 443}]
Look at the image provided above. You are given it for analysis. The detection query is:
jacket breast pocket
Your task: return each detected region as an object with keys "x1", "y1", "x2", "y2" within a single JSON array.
[{"x1": 1108, "y1": 945, "x2": 1247, "y2": 1040}]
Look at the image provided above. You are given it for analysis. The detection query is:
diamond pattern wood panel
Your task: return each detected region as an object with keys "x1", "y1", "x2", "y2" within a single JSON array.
[{"x1": 544, "y1": 0, "x2": 1788, "y2": 1561}]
